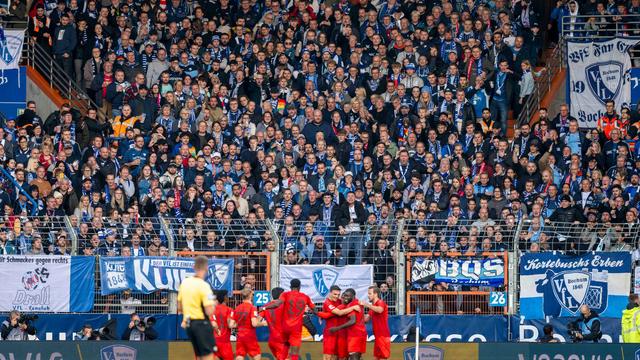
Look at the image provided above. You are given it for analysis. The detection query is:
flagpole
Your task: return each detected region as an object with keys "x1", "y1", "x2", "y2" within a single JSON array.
[{"x1": 415, "y1": 307, "x2": 420, "y2": 360}]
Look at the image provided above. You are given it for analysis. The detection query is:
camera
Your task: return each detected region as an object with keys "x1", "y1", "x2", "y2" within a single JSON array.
[
  {"x1": 568, "y1": 329, "x2": 581, "y2": 339},
  {"x1": 134, "y1": 317, "x2": 156, "y2": 328},
  {"x1": 18, "y1": 314, "x2": 38, "y2": 325},
  {"x1": 567, "y1": 322, "x2": 581, "y2": 342}
]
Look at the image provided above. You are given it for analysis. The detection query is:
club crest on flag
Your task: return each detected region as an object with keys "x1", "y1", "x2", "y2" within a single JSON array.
[
  {"x1": 312, "y1": 268, "x2": 338, "y2": 297},
  {"x1": 551, "y1": 271, "x2": 591, "y2": 313},
  {"x1": 209, "y1": 263, "x2": 230, "y2": 289},
  {"x1": 586, "y1": 61, "x2": 623, "y2": 105},
  {"x1": 0, "y1": 32, "x2": 23, "y2": 69}
]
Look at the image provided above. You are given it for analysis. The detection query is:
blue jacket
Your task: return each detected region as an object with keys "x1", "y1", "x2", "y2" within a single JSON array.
[{"x1": 52, "y1": 24, "x2": 77, "y2": 56}]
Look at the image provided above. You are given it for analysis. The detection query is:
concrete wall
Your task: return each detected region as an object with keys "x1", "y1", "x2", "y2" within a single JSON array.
[
  {"x1": 27, "y1": 71, "x2": 58, "y2": 119},
  {"x1": 547, "y1": 75, "x2": 567, "y2": 116}
]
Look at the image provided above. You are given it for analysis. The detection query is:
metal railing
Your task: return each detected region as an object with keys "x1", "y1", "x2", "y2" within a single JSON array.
[
  {"x1": 20, "y1": 20, "x2": 103, "y2": 118},
  {"x1": 23, "y1": 39, "x2": 99, "y2": 116},
  {"x1": 561, "y1": 14, "x2": 640, "y2": 60},
  {"x1": 517, "y1": 218, "x2": 640, "y2": 254},
  {"x1": 516, "y1": 43, "x2": 563, "y2": 127},
  {"x1": 178, "y1": 250, "x2": 272, "y2": 309},
  {"x1": 3, "y1": 214, "x2": 640, "y2": 315}
]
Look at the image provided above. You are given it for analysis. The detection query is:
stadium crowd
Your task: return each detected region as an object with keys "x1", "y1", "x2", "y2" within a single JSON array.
[{"x1": 2, "y1": 0, "x2": 640, "y2": 297}]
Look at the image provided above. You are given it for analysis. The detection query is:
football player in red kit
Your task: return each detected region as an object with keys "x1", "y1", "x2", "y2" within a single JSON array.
[
  {"x1": 260, "y1": 287, "x2": 289, "y2": 360},
  {"x1": 232, "y1": 288, "x2": 267, "y2": 360},
  {"x1": 318, "y1": 285, "x2": 362, "y2": 360},
  {"x1": 328, "y1": 288, "x2": 366, "y2": 360},
  {"x1": 263, "y1": 279, "x2": 316, "y2": 360},
  {"x1": 211, "y1": 290, "x2": 236, "y2": 360},
  {"x1": 362, "y1": 285, "x2": 390, "y2": 360}
]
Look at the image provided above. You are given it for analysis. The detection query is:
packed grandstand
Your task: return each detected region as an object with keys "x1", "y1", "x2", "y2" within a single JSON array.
[{"x1": 0, "y1": 0, "x2": 639, "y2": 357}]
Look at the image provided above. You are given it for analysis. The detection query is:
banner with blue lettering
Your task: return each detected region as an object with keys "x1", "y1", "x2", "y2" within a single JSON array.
[
  {"x1": 519, "y1": 252, "x2": 631, "y2": 319},
  {"x1": 0, "y1": 256, "x2": 94, "y2": 312},
  {"x1": 99, "y1": 257, "x2": 234, "y2": 295},
  {"x1": 567, "y1": 38, "x2": 640, "y2": 128},
  {"x1": 411, "y1": 257, "x2": 504, "y2": 288}
]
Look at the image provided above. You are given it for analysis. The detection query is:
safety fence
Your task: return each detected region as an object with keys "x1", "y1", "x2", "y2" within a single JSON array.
[
  {"x1": 406, "y1": 252, "x2": 508, "y2": 315},
  {"x1": 176, "y1": 250, "x2": 271, "y2": 309},
  {"x1": 92, "y1": 257, "x2": 171, "y2": 314},
  {"x1": 3, "y1": 216, "x2": 640, "y2": 316}
]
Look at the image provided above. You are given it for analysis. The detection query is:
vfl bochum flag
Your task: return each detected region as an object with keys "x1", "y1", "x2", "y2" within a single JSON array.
[
  {"x1": 0, "y1": 29, "x2": 24, "y2": 70},
  {"x1": 567, "y1": 38, "x2": 640, "y2": 128},
  {"x1": 519, "y1": 252, "x2": 631, "y2": 319}
]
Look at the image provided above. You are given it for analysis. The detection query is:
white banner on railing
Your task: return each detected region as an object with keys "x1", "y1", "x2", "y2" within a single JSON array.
[
  {"x1": 0, "y1": 29, "x2": 24, "y2": 70},
  {"x1": 567, "y1": 38, "x2": 640, "y2": 128},
  {"x1": 279, "y1": 265, "x2": 373, "y2": 302},
  {"x1": 0, "y1": 255, "x2": 94, "y2": 312}
]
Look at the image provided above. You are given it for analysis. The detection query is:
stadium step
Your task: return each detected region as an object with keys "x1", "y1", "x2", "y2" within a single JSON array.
[{"x1": 507, "y1": 111, "x2": 515, "y2": 138}]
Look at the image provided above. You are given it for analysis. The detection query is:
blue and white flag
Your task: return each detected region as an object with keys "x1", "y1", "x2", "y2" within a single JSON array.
[
  {"x1": 0, "y1": 255, "x2": 94, "y2": 312},
  {"x1": 279, "y1": 265, "x2": 372, "y2": 302},
  {"x1": 567, "y1": 38, "x2": 640, "y2": 128},
  {"x1": 100, "y1": 257, "x2": 234, "y2": 295},
  {"x1": 0, "y1": 29, "x2": 24, "y2": 70},
  {"x1": 430, "y1": 257, "x2": 505, "y2": 287},
  {"x1": 519, "y1": 252, "x2": 631, "y2": 319}
]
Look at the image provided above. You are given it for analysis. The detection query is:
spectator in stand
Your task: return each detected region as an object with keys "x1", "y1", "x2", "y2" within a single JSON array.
[
  {"x1": 52, "y1": 14, "x2": 77, "y2": 76},
  {"x1": 9, "y1": 0, "x2": 640, "y2": 314}
]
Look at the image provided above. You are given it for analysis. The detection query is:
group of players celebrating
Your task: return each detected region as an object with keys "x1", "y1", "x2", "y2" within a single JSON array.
[{"x1": 211, "y1": 279, "x2": 390, "y2": 360}]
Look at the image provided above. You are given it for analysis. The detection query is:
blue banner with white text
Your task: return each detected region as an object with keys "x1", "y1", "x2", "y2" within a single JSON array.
[
  {"x1": 434, "y1": 257, "x2": 505, "y2": 287},
  {"x1": 99, "y1": 257, "x2": 234, "y2": 295},
  {"x1": 519, "y1": 252, "x2": 631, "y2": 319},
  {"x1": 412, "y1": 257, "x2": 505, "y2": 288}
]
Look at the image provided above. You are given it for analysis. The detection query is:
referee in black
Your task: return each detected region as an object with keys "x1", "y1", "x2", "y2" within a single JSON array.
[{"x1": 177, "y1": 256, "x2": 217, "y2": 360}]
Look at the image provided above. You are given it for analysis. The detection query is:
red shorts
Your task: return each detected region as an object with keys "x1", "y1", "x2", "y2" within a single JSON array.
[
  {"x1": 323, "y1": 334, "x2": 338, "y2": 355},
  {"x1": 282, "y1": 330, "x2": 302, "y2": 347},
  {"x1": 268, "y1": 340, "x2": 289, "y2": 360},
  {"x1": 214, "y1": 341, "x2": 233, "y2": 360},
  {"x1": 337, "y1": 333, "x2": 349, "y2": 358},
  {"x1": 373, "y1": 336, "x2": 391, "y2": 359},
  {"x1": 235, "y1": 338, "x2": 261, "y2": 357},
  {"x1": 347, "y1": 336, "x2": 367, "y2": 354}
]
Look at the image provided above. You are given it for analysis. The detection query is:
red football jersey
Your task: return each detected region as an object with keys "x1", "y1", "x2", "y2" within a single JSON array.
[
  {"x1": 232, "y1": 302, "x2": 258, "y2": 339},
  {"x1": 213, "y1": 303, "x2": 233, "y2": 342},
  {"x1": 370, "y1": 299, "x2": 390, "y2": 337},
  {"x1": 346, "y1": 300, "x2": 367, "y2": 337},
  {"x1": 322, "y1": 298, "x2": 342, "y2": 336},
  {"x1": 261, "y1": 299, "x2": 284, "y2": 337},
  {"x1": 280, "y1": 290, "x2": 315, "y2": 332}
]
